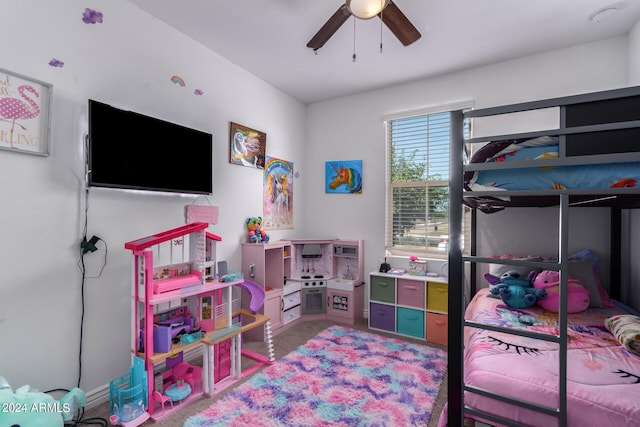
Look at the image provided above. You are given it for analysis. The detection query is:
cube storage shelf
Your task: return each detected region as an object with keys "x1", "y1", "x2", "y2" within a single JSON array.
[{"x1": 368, "y1": 271, "x2": 448, "y2": 345}]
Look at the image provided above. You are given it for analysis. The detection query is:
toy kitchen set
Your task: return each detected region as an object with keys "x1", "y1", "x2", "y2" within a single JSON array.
[
  {"x1": 241, "y1": 238, "x2": 364, "y2": 338},
  {"x1": 292, "y1": 238, "x2": 364, "y2": 318}
]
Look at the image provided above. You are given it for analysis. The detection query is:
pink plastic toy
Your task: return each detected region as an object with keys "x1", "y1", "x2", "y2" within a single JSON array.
[{"x1": 533, "y1": 270, "x2": 590, "y2": 313}]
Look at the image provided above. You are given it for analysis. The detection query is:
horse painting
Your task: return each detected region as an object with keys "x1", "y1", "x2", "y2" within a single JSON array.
[{"x1": 327, "y1": 162, "x2": 362, "y2": 194}]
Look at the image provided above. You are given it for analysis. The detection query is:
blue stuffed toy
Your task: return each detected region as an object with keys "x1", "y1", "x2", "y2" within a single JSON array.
[{"x1": 485, "y1": 270, "x2": 547, "y2": 309}]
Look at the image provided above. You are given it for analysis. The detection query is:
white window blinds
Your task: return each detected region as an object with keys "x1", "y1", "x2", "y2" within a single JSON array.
[{"x1": 384, "y1": 102, "x2": 472, "y2": 258}]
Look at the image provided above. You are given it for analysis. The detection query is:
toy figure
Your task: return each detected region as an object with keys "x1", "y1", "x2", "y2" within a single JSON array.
[
  {"x1": 246, "y1": 216, "x2": 269, "y2": 243},
  {"x1": 485, "y1": 270, "x2": 547, "y2": 309},
  {"x1": 532, "y1": 270, "x2": 590, "y2": 313}
]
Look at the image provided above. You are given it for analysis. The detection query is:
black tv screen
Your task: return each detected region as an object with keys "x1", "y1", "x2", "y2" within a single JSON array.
[{"x1": 88, "y1": 99, "x2": 213, "y2": 195}]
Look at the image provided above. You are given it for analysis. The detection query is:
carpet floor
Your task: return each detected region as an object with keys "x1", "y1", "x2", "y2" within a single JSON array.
[
  {"x1": 80, "y1": 319, "x2": 448, "y2": 426},
  {"x1": 184, "y1": 325, "x2": 447, "y2": 426}
]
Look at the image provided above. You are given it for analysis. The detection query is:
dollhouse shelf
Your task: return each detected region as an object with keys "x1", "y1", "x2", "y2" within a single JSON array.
[
  {"x1": 208, "y1": 309, "x2": 270, "y2": 343},
  {"x1": 139, "y1": 309, "x2": 270, "y2": 364},
  {"x1": 139, "y1": 278, "x2": 241, "y2": 306},
  {"x1": 153, "y1": 272, "x2": 203, "y2": 294}
]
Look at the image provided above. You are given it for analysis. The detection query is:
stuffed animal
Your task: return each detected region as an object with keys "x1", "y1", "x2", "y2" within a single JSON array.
[
  {"x1": 0, "y1": 376, "x2": 85, "y2": 427},
  {"x1": 532, "y1": 270, "x2": 590, "y2": 313},
  {"x1": 246, "y1": 216, "x2": 269, "y2": 243},
  {"x1": 485, "y1": 270, "x2": 547, "y2": 309}
]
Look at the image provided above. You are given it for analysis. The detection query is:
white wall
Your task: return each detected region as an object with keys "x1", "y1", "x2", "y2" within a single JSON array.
[
  {"x1": 476, "y1": 207, "x2": 612, "y2": 277},
  {"x1": 0, "y1": 0, "x2": 305, "y2": 395},
  {"x1": 305, "y1": 36, "x2": 630, "y2": 301},
  {"x1": 629, "y1": 19, "x2": 640, "y2": 85}
]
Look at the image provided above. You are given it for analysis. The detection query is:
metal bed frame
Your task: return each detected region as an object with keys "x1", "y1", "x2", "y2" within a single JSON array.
[{"x1": 447, "y1": 85, "x2": 640, "y2": 427}]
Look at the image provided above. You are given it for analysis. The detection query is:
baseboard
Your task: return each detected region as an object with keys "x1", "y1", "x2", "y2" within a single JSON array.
[
  {"x1": 84, "y1": 345, "x2": 204, "y2": 410},
  {"x1": 85, "y1": 383, "x2": 110, "y2": 410}
]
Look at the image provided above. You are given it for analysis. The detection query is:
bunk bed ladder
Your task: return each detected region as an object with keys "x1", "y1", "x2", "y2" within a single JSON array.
[
  {"x1": 448, "y1": 110, "x2": 465, "y2": 427},
  {"x1": 449, "y1": 111, "x2": 570, "y2": 427}
]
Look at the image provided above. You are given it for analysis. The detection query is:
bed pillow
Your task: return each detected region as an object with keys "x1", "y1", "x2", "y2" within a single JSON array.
[
  {"x1": 568, "y1": 259, "x2": 603, "y2": 308},
  {"x1": 489, "y1": 255, "x2": 543, "y2": 277},
  {"x1": 604, "y1": 314, "x2": 640, "y2": 355},
  {"x1": 568, "y1": 249, "x2": 614, "y2": 307}
]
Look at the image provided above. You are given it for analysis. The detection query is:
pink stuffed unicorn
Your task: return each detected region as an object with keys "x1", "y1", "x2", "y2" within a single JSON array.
[{"x1": 532, "y1": 270, "x2": 590, "y2": 313}]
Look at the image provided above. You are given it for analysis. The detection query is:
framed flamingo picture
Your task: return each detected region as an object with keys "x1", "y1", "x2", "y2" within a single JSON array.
[{"x1": 0, "y1": 68, "x2": 52, "y2": 156}]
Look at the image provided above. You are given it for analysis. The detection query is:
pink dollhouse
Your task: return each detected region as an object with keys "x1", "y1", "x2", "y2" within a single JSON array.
[{"x1": 122, "y1": 223, "x2": 275, "y2": 421}]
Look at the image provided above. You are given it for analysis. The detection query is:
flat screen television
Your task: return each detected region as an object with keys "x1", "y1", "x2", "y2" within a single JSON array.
[{"x1": 87, "y1": 99, "x2": 213, "y2": 195}]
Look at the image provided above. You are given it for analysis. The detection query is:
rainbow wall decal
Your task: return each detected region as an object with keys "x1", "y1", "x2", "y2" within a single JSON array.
[{"x1": 170, "y1": 75, "x2": 186, "y2": 87}]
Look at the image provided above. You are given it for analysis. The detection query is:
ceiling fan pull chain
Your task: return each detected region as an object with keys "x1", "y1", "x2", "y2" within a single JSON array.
[
  {"x1": 379, "y1": 2, "x2": 384, "y2": 52},
  {"x1": 353, "y1": 17, "x2": 357, "y2": 62},
  {"x1": 352, "y1": 18, "x2": 357, "y2": 62}
]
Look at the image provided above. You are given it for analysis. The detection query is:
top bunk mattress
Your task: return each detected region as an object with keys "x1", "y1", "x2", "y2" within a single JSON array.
[{"x1": 464, "y1": 136, "x2": 640, "y2": 213}]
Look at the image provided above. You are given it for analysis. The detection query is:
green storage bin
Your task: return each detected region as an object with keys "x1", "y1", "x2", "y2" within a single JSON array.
[{"x1": 370, "y1": 275, "x2": 396, "y2": 303}]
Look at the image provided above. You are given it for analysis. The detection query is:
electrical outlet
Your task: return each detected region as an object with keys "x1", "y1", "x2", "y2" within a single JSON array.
[{"x1": 81, "y1": 235, "x2": 100, "y2": 254}]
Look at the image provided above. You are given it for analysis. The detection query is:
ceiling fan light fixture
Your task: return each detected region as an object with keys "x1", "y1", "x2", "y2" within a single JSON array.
[{"x1": 347, "y1": 0, "x2": 389, "y2": 19}]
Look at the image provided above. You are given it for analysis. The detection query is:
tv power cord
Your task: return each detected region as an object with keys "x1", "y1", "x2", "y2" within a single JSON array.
[
  {"x1": 42, "y1": 387, "x2": 108, "y2": 427},
  {"x1": 76, "y1": 233, "x2": 107, "y2": 393}
]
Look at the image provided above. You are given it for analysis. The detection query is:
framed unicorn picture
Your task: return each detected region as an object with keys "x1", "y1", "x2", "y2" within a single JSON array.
[
  {"x1": 0, "y1": 68, "x2": 52, "y2": 156},
  {"x1": 325, "y1": 160, "x2": 363, "y2": 194},
  {"x1": 263, "y1": 156, "x2": 294, "y2": 230},
  {"x1": 229, "y1": 122, "x2": 266, "y2": 169}
]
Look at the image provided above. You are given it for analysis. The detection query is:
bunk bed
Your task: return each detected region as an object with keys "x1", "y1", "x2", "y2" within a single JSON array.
[{"x1": 444, "y1": 86, "x2": 640, "y2": 427}]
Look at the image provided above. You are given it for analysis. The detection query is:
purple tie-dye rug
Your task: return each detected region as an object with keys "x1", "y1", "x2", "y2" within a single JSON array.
[{"x1": 184, "y1": 325, "x2": 447, "y2": 427}]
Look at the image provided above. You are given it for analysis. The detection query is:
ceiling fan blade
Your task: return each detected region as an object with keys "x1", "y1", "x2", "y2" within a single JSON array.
[
  {"x1": 307, "y1": 4, "x2": 351, "y2": 50},
  {"x1": 379, "y1": 1, "x2": 421, "y2": 46}
]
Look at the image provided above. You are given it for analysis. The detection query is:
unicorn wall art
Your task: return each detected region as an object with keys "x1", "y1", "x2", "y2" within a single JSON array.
[
  {"x1": 228, "y1": 122, "x2": 266, "y2": 169},
  {"x1": 263, "y1": 156, "x2": 294, "y2": 230},
  {"x1": 325, "y1": 160, "x2": 363, "y2": 194}
]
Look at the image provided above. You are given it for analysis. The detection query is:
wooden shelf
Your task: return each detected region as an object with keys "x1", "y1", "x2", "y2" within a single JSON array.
[{"x1": 138, "y1": 309, "x2": 270, "y2": 364}]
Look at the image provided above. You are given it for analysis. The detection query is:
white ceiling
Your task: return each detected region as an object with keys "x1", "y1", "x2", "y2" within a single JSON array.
[{"x1": 127, "y1": 0, "x2": 640, "y2": 104}]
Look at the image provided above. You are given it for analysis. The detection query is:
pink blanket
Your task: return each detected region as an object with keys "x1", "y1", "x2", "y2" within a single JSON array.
[{"x1": 439, "y1": 289, "x2": 640, "y2": 426}]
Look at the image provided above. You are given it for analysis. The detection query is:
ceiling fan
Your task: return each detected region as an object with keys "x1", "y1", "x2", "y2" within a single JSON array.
[{"x1": 307, "y1": 0, "x2": 421, "y2": 51}]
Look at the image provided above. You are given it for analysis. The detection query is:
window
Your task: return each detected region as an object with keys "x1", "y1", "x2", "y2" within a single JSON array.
[{"x1": 384, "y1": 102, "x2": 471, "y2": 258}]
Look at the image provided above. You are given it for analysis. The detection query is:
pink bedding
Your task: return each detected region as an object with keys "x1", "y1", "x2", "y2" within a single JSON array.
[{"x1": 439, "y1": 288, "x2": 640, "y2": 426}]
